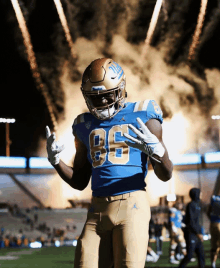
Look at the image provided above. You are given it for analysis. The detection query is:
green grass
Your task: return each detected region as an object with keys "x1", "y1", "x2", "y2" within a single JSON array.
[
  {"x1": 0, "y1": 247, "x2": 75, "y2": 268},
  {"x1": 0, "y1": 241, "x2": 219, "y2": 267},
  {"x1": 147, "y1": 240, "x2": 220, "y2": 267}
]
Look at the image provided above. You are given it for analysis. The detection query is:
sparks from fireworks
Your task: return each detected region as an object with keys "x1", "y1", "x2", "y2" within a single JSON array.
[
  {"x1": 10, "y1": 0, "x2": 58, "y2": 131},
  {"x1": 188, "y1": 0, "x2": 208, "y2": 61},
  {"x1": 141, "y1": 0, "x2": 163, "y2": 61},
  {"x1": 53, "y1": 0, "x2": 77, "y2": 59}
]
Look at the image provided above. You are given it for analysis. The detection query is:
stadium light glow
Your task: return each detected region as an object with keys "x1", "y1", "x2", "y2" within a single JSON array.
[
  {"x1": 73, "y1": 240, "x2": 77, "y2": 247},
  {"x1": 203, "y1": 234, "x2": 210, "y2": 241},
  {"x1": 167, "y1": 193, "x2": 176, "y2": 202},
  {"x1": 1, "y1": 152, "x2": 219, "y2": 170},
  {"x1": 29, "y1": 157, "x2": 54, "y2": 169},
  {"x1": 171, "y1": 153, "x2": 201, "y2": 165},
  {"x1": 29, "y1": 241, "x2": 42, "y2": 248},
  {"x1": 0, "y1": 118, "x2": 16, "y2": 123},
  {"x1": 55, "y1": 240, "x2": 60, "y2": 247},
  {"x1": 0, "y1": 157, "x2": 26, "y2": 168},
  {"x1": 204, "y1": 152, "x2": 220, "y2": 163}
]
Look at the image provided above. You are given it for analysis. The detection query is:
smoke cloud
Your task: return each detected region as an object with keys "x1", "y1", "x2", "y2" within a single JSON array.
[{"x1": 2, "y1": 0, "x2": 220, "y2": 206}]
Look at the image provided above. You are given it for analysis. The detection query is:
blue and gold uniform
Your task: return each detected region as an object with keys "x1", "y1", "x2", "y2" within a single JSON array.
[
  {"x1": 72, "y1": 99, "x2": 163, "y2": 197},
  {"x1": 72, "y1": 99, "x2": 163, "y2": 268},
  {"x1": 48, "y1": 57, "x2": 172, "y2": 268},
  {"x1": 169, "y1": 207, "x2": 187, "y2": 262},
  {"x1": 170, "y1": 208, "x2": 183, "y2": 229}
]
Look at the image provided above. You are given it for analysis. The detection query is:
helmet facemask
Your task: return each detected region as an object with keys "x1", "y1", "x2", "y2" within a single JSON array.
[
  {"x1": 82, "y1": 79, "x2": 126, "y2": 120},
  {"x1": 81, "y1": 58, "x2": 127, "y2": 120}
]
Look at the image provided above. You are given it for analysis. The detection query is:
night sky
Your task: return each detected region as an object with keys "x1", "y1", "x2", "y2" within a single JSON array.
[{"x1": 1, "y1": 0, "x2": 220, "y2": 157}]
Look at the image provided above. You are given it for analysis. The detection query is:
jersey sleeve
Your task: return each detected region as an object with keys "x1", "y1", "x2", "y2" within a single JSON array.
[
  {"x1": 72, "y1": 113, "x2": 85, "y2": 141},
  {"x1": 133, "y1": 99, "x2": 163, "y2": 123},
  {"x1": 169, "y1": 208, "x2": 176, "y2": 223}
]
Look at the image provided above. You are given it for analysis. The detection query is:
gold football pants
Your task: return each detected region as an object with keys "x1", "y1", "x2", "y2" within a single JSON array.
[{"x1": 74, "y1": 189, "x2": 151, "y2": 268}]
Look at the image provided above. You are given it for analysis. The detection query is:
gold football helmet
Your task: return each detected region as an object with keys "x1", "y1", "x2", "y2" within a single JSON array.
[{"x1": 81, "y1": 58, "x2": 127, "y2": 120}]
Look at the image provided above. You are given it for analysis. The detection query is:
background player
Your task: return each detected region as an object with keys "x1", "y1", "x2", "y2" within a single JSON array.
[
  {"x1": 207, "y1": 195, "x2": 220, "y2": 268},
  {"x1": 146, "y1": 246, "x2": 160, "y2": 263},
  {"x1": 169, "y1": 202, "x2": 187, "y2": 264},
  {"x1": 46, "y1": 58, "x2": 173, "y2": 268}
]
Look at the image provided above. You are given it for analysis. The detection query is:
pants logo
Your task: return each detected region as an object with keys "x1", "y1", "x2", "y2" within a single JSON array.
[{"x1": 132, "y1": 203, "x2": 138, "y2": 209}]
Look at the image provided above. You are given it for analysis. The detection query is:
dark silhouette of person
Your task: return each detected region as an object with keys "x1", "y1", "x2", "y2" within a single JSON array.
[{"x1": 178, "y1": 188, "x2": 205, "y2": 268}]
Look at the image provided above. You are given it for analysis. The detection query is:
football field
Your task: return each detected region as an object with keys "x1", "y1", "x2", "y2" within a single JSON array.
[{"x1": 0, "y1": 241, "x2": 219, "y2": 267}]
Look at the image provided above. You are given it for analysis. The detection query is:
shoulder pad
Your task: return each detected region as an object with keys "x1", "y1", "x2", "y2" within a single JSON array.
[
  {"x1": 73, "y1": 114, "x2": 85, "y2": 126},
  {"x1": 133, "y1": 99, "x2": 151, "y2": 112},
  {"x1": 134, "y1": 99, "x2": 163, "y2": 123},
  {"x1": 134, "y1": 99, "x2": 162, "y2": 115}
]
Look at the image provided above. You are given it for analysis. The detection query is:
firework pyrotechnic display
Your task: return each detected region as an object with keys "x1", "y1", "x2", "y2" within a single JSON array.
[
  {"x1": 1, "y1": 0, "x2": 220, "y2": 205},
  {"x1": 10, "y1": 0, "x2": 58, "y2": 131},
  {"x1": 1, "y1": 1, "x2": 220, "y2": 266},
  {"x1": 53, "y1": 0, "x2": 77, "y2": 60},
  {"x1": 188, "y1": 0, "x2": 209, "y2": 61},
  {"x1": 141, "y1": 0, "x2": 163, "y2": 60},
  {"x1": 1, "y1": 3, "x2": 220, "y2": 264}
]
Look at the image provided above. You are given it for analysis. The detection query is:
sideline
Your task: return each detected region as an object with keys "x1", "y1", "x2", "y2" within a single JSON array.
[{"x1": 0, "y1": 248, "x2": 41, "y2": 260}]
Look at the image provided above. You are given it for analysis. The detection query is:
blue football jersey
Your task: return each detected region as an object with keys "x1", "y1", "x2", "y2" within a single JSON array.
[
  {"x1": 210, "y1": 195, "x2": 220, "y2": 223},
  {"x1": 72, "y1": 100, "x2": 163, "y2": 197},
  {"x1": 169, "y1": 208, "x2": 183, "y2": 228}
]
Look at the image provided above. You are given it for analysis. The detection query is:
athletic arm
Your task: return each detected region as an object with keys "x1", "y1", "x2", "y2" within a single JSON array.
[
  {"x1": 147, "y1": 119, "x2": 173, "y2": 182},
  {"x1": 53, "y1": 135, "x2": 92, "y2": 191}
]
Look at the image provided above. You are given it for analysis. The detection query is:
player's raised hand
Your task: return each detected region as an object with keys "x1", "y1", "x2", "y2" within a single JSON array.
[
  {"x1": 123, "y1": 117, "x2": 165, "y2": 162},
  {"x1": 46, "y1": 126, "x2": 64, "y2": 165}
]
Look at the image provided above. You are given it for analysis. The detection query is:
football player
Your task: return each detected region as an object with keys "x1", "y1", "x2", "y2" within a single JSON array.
[
  {"x1": 169, "y1": 202, "x2": 187, "y2": 264},
  {"x1": 146, "y1": 246, "x2": 160, "y2": 263},
  {"x1": 207, "y1": 195, "x2": 220, "y2": 268},
  {"x1": 46, "y1": 58, "x2": 173, "y2": 268}
]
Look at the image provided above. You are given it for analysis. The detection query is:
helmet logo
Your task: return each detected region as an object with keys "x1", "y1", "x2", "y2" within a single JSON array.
[
  {"x1": 109, "y1": 62, "x2": 124, "y2": 80},
  {"x1": 91, "y1": 85, "x2": 106, "y2": 91},
  {"x1": 82, "y1": 58, "x2": 126, "y2": 120}
]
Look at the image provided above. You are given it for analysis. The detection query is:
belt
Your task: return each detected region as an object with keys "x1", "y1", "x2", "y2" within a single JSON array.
[{"x1": 93, "y1": 188, "x2": 146, "y2": 202}]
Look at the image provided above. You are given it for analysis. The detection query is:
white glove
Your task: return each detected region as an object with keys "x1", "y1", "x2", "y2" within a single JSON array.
[
  {"x1": 45, "y1": 126, "x2": 64, "y2": 165},
  {"x1": 123, "y1": 117, "x2": 165, "y2": 163}
]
